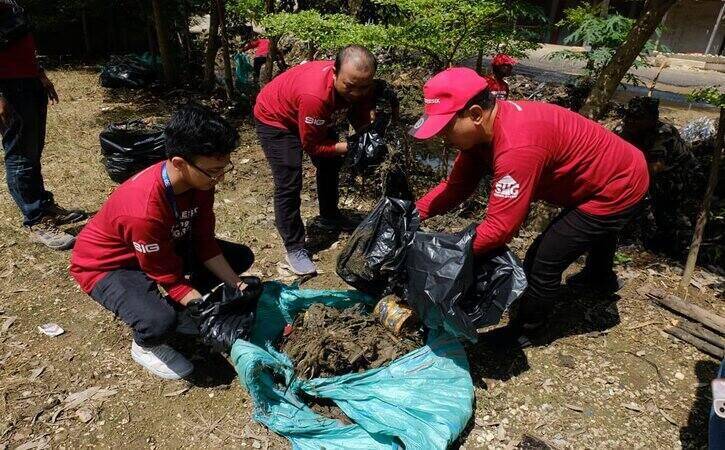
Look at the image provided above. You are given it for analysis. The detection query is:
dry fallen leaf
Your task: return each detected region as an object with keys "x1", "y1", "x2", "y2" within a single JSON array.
[
  {"x1": 564, "y1": 404, "x2": 584, "y2": 413},
  {"x1": 623, "y1": 402, "x2": 643, "y2": 412},
  {"x1": 0, "y1": 316, "x2": 17, "y2": 333},
  {"x1": 163, "y1": 387, "x2": 190, "y2": 397}
]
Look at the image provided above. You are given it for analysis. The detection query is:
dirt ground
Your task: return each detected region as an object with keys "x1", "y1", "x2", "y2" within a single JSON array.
[{"x1": 0, "y1": 68, "x2": 723, "y2": 450}]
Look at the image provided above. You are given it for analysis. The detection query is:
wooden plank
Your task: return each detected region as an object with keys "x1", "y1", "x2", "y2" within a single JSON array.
[
  {"x1": 665, "y1": 327, "x2": 724, "y2": 359},
  {"x1": 647, "y1": 289, "x2": 725, "y2": 334}
]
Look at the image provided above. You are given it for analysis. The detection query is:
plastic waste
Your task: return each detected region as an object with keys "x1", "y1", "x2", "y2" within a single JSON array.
[
  {"x1": 406, "y1": 225, "x2": 526, "y2": 342},
  {"x1": 188, "y1": 277, "x2": 262, "y2": 353},
  {"x1": 345, "y1": 113, "x2": 389, "y2": 174},
  {"x1": 99, "y1": 120, "x2": 166, "y2": 183},
  {"x1": 99, "y1": 54, "x2": 159, "y2": 88},
  {"x1": 681, "y1": 117, "x2": 716, "y2": 146},
  {"x1": 336, "y1": 196, "x2": 420, "y2": 297},
  {"x1": 231, "y1": 281, "x2": 474, "y2": 450}
]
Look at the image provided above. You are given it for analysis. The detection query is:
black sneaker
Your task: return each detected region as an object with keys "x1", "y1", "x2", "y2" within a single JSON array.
[
  {"x1": 566, "y1": 269, "x2": 623, "y2": 294},
  {"x1": 43, "y1": 202, "x2": 88, "y2": 225}
]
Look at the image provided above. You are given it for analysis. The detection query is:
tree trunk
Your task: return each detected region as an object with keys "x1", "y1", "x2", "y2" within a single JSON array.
[
  {"x1": 475, "y1": 48, "x2": 484, "y2": 74},
  {"x1": 262, "y1": 37, "x2": 281, "y2": 85},
  {"x1": 679, "y1": 106, "x2": 724, "y2": 290},
  {"x1": 214, "y1": 0, "x2": 235, "y2": 99},
  {"x1": 151, "y1": 0, "x2": 178, "y2": 86},
  {"x1": 81, "y1": 9, "x2": 92, "y2": 56},
  {"x1": 204, "y1": 5, "x2": 221, "y2": 92},
  {"x1": 580, "y1": 0, "x2": 677, "y2": 119}
]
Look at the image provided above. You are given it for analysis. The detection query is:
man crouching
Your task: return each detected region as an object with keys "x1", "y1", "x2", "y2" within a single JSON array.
[{"x1": 70, "y1": 104, "x2": 257, "y2": 380}]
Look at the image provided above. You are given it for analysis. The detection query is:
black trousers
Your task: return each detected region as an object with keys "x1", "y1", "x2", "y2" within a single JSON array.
[
  {"x1": 517, "y1": 201, "x2": 644, "y2": 323},
  {"x1": 255, "y1": 119, "x2": 343, "y2": 251},
  {"x1": 89, "y1": 240, "x2": 254, "y2": 347}
]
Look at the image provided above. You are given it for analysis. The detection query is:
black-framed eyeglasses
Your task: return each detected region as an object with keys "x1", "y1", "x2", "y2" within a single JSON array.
[{"x1": 187, "y1": 160, "x2": 234, "y2": 181}]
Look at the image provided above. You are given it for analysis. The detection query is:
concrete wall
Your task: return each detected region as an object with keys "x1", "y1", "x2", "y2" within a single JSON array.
[{"x1": 658, "y1": 0, "x2": 724, "y2": 54}]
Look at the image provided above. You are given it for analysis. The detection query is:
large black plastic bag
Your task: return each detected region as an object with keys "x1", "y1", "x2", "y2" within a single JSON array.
[
  {"x1": 461, "y1": 247, "x2": 527, "y2": 329},
  {"x1": 336, "y1": 196, "x2": 420, "y2": 297},
  {"x1": 99, "y1": 120, "x2": 166, "y2": 183},
  {"x1": 99, "y1": 56, "x2": 157, "y2": 88},
  {"x1": 406, "y1": 225, "x2": 478, "y2": 341},
  {"x1": 406, "y1": 225, "x2": 527, "y2": 342}
]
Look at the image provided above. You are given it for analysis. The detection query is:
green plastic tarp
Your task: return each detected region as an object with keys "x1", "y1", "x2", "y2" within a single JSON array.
[{"x1": 230, "y1": 282, "x2": 474, "y2": 449}]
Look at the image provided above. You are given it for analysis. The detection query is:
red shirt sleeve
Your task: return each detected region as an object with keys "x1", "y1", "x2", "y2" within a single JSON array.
[
  {"x1": 472, "y1": 146, "x2": 547, "y2": 255},
  {"x1": 192, "y1": 192, "x2": 222, "y2": 262},
  {"x1": 119, "y1": 216, "x2": 193, "y2": 302},
  {"x1": 297, "y1": 93, "x2": 338, "y2": 157},
  {"x1": 242, "y1": 40, "x2": 259, "y2": 52},
  {"x1": 416, "y1": 150, "x2": 486, "y2": 221}
]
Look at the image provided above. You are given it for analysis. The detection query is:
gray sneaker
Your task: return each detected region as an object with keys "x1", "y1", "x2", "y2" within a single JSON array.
[
  {"x1": 27, "y1": 217, "x2": 75, "y2": 250},
  {"x1": 285, "y1": 249, "x2": 317, "y2": 275}
]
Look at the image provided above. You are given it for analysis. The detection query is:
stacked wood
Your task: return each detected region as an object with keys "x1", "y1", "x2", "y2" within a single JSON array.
[{"x1": 644, "y1": 289, "x2": 725, "y2": 359}]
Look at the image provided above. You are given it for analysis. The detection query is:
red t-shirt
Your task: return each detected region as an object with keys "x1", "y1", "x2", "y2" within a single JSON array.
[
  {"x1": 416, "y1": 100, "x2": 649, "y2": 255},
  {"x1": 485, "y1": 75, "x2": 509, "y2": 100},
  {"x1": 0, "y1": 34, "x2": 40, "y2": 79},
  {"x1": 70, "y1": 162, "x2": 222, "y2": 301},
  {"x1": 243, "y1": 39, "x2": 270, "y2": 58},
  {"x1": 254, "y1": 60, "x2": 371, "y2": 157}
]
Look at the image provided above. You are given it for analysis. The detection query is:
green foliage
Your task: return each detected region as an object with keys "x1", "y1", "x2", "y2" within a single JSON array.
[
  {"x1": 613, "y1": 251, "x2": 632, "y2": 266},
  {"x1": 257, "y1": 0, "x2": 544, "y2": 70},
  {"x1": 551, "y1": 5, "x2": 663, "y2": 85},
  {"x1": 689, "y1": 87, "x2": 725, "y2": 108},
  {"x1": 262, "y1": 10, "x2": 389, "y2": 50}
]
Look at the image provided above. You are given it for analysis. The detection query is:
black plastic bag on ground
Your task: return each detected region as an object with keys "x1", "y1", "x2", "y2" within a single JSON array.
[
  {"x1": 406, "y1": 225, "x2": 527, "y2": 342},
  {"x1": 99, "y1": 120, "x2": 166, "y2": 183},
  {"x1": 99, "y1": 56, "x2": 157, "y2": 88},
  {"x1": 336, "y1": 196, "x2": 420, "y2": 297}
]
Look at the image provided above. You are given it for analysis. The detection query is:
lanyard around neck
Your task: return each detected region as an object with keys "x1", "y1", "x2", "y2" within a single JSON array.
[{"x1": 161, "y1": 162, "x2": 180, "y2": 221}]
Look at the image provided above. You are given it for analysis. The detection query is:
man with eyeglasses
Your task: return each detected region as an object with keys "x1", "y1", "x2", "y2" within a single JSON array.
[{"x1": 70, "y1": 104, "x2": 256, "y2": 380}]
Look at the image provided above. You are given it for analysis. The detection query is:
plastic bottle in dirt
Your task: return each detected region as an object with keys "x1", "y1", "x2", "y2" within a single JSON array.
[{"x1": 374, "y1": 295, "x2": 418, "y2": 334}]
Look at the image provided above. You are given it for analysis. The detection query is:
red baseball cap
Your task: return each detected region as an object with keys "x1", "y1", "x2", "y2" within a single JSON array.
[
  {"x1": 492, "y1": 53, "x2": 517, "y2": 67},
  {"x1": 409, "y1": 67, "x2": 488, "y2": 140}
]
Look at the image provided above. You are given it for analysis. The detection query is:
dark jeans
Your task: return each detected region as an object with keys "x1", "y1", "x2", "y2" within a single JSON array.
[
  {"x1": 89, "y1": 240, "x2": 254, "y2": 347},
  {"x1": 252, "y1": 56, "x2": 266, "y2": 81},
  {"x1": 516, "y1": 201, "x2": 644, "y2": 323},
  {"x1": 0, "y1": 77, "x2": 52, "y2": 226},
  {"x1": 255, "y1": 119, "x2": 343, "y2": 251}
]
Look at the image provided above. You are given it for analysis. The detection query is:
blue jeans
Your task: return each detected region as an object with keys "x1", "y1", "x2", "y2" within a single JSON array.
[{"x1": 0, "y1": 77, "x2": 53, "y2": 226}]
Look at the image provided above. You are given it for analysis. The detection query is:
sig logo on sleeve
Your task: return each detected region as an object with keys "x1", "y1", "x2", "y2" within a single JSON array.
[
  {"x1": 304, "y1": 116, "x2": 326, "y2": 126},
  {"x1": 133, "y1": 242, "x2": 160, "y2": 253},
  {"x1": 493, "y1": 175, "x2": 520, "y2": 199}
]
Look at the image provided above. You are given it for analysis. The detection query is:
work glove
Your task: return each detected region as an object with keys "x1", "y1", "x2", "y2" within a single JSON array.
[{"x1": 187, "y1": 276, "x2": 262, "y2": 353}]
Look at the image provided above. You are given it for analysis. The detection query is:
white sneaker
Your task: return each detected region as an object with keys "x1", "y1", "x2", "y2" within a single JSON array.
[{"x1": 130, "y1": 341, "x2": 193, "y2": 380}]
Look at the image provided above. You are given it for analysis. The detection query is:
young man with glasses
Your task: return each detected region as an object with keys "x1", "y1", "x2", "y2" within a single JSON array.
[
  {"x1": 410, "y1": 68, "x2": 649, "y2": 346},
  {"x1": 70, "y1": 104, "x2": 255, "y2": 380}
]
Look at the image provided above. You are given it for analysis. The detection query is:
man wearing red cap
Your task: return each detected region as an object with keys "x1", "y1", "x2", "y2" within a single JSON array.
[
  {"x1": 485, "y1": 53, "x2": 516, "y2": 100},
  {"x1": 410, "y1": 67, "x2": 649, "y2": 342}
]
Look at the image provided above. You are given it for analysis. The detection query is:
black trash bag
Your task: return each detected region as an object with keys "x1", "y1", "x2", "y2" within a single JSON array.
[
  {"x1": 0, "y1": 1, "x2": 29, "y2": 50},
  {"x1": 99, "y1": 120, "x2": 166, "y2": 183},
  {"x1": 336, "y1": 196, "x2": 420, "y2": 297},
  {"x1": 405, "y1": 225, "x2": 527, "y2": 342},
  {"x1": 188, "y1": 277, "x2": 262, "y2": 354},
  {"x1": 406, "y1": 225, "x2": 477, "y2": 341},
  {"x1": 345, "y1": 113, "x2": 389, "y2": 174},
  {"x1": 461, "y1": 247, "x2": 527, "y2": 329},
  {"x1": 99, "y1": 56, "x2": 158, "y2": 88}
]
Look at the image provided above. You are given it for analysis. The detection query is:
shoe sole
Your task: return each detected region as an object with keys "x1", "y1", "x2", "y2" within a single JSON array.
[
  {"x1": 130, "y1": 347, "x2": 194, "y2": 380},
  {"x1": 284, "y1": 255, "x2": 317, "y2": 276},
  {"x1": 29, "y1": 235, "x2": 75, "y2": 251}
]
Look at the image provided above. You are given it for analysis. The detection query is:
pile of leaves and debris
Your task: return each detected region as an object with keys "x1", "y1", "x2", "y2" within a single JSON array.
[{"x1": 279, "y1": 303, "x2": 424, "y2": 380}]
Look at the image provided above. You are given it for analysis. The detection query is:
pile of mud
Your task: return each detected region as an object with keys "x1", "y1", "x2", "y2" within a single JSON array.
[{"x1": 280, "y1": 303, "x2": 424, "y2": 379}]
